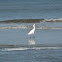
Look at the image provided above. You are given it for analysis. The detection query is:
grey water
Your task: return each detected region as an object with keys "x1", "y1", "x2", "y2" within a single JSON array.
[
  {"x1": 0, "y1": 49, "x2": 62, "y2": 62},
  {"x1": 0, "y1": 0, "x2": 62, "y2": 21},
  {"x1": 0, "y1": 22, "x2": 62, "y2": 62},
  {"x1": 0, "y1": 0, "x2": 62, "y2": 62},
  {"x1": 0, "y1": 23, "x2": 62, "y2": 45}
]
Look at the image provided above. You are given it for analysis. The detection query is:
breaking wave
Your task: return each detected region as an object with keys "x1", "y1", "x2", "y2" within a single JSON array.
[
  {"x1": 0, "y1": 19, "x2": 62, "y2": 23},
  {"x1": 0, "y1": 44, "x2": 62, "y2": 51},
  {"x1": 0, "y1": 18, "x2": 62, "y2": 29},
  {"x1": 1, "y1": 47, "x2": 62, "y2": 51}
]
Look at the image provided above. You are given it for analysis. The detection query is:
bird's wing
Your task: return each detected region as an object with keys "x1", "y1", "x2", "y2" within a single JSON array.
[{"x1": 28, "y1": 29, "x2": 34, "y2": 35}]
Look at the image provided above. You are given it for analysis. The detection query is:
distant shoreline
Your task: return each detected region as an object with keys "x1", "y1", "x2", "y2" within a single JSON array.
[{"x1": 0, "y1": 19, "x2": 62, "y2": 23}]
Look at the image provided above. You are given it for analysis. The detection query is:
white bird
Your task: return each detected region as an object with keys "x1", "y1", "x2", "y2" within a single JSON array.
[{"x1": 28, "y1": 24, "x2": 35, "y2": 36}]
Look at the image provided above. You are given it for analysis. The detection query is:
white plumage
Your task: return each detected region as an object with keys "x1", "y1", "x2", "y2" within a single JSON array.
[{"x1": 28, "y1": 24, "x2": 35, "y2": 35}]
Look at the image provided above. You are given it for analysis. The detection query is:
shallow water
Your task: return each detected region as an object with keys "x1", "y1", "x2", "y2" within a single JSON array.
[
  {"x1": 0, "y1": 49, "x2": 62, "y2": 62},
  {"x1": 0, "y1": 22, "x2": 62, "y2": 45},
  {"x1": 0, "y1": 22, "x2": 62, "y2": 62}
]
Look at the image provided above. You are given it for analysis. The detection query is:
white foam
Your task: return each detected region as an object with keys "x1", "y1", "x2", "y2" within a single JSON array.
[
  {"x1": 1, "y1": 47, "x2": 62, "y2": 51},
  {"x1": 38, "y1": 27, "x2": 62, "y2": 29},
  {"x1": 44, "y1": 18, "x2": 62, "y2": 22},
  {"x1": 0, "y1": 25, "x2": 27, "y2": 29},
  {"x1": 0, "y1": 26, "x2": 62, "y2": 30},
  {"x1": 2, "y1": 48, "x2": 29, "y2": 51}
]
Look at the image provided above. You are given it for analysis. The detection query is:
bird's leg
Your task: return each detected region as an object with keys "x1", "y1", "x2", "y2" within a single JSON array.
[
  {"x1": 29, "y1": 35, "x2": 32, "y2": 38},
  {"x1": 28, "y1": 35, "x2": 31, "y2": 38},
  {"x1": 28, "y1": 35, "x2": 35, "y2": 39},
  {"x1": 33, "y1": 35, "x2": 35, "y2": 38}
]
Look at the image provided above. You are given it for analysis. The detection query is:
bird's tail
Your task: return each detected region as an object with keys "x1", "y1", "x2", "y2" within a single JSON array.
[{"x1": 28, "y1": 32, "x2": 30, "y2": 35}]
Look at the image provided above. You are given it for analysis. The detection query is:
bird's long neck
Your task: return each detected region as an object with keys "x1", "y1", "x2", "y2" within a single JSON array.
[{"x1": 33, "y1": 25, "x2": 35, "y2": 30}]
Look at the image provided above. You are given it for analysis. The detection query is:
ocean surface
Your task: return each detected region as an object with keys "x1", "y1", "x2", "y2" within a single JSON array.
[
  {"x1": 0, "y1": 0, "x2": 62, "y2": 21},
  {"x1": 0, "y1": 22, "x2": 62, "y2": 62},
  {"x1": 0, "y1": 0, "x2": 62, "y2": 62}
]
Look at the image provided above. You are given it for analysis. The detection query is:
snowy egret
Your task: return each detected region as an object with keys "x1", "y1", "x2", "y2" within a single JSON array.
[{"x1": 28, "y1": 24, "x2": 35, "y2": 36}]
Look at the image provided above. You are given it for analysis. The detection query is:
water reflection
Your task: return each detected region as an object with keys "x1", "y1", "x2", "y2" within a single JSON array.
[{"x1": 28, "y1": 37, "x2": 35, "y2": 45}]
